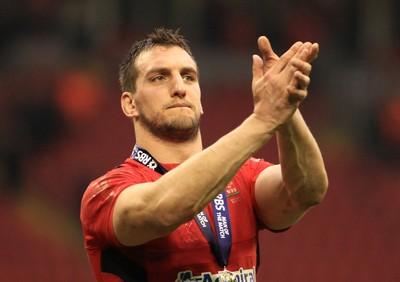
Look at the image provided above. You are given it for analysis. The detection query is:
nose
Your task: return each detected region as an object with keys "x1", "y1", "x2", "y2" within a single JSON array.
[{"x1": 170, "y1": 75, "x2": 186, "y2": 98}]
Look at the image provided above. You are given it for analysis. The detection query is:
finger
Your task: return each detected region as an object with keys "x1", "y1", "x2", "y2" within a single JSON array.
[
  {"x1": 280, "y1": 47, "x2": 312, "y2": 84},
  {"x1": 287, "y1": 88, "x2": 308, "y2": 104},
  {"x1": 277, "y1": 50, "x2": 309, "y2": 87},
  {"x1": 294, "y1": 71, "x2": 311, "y2": 90},
  {"x1": 286, "y1": 82, "x2": 308, "y2": 104},
  {"x1": 252, "y1": 54, "x2": 264, "y2": 82},
  {"x1": 291, "y1": 57, "x2": 312, "y2": 76},
  {"x1": 307, "y1": 43, "x2": 319, "y2": 63},
  {"x1": 272, "y1": 41, "x2": 303, "y2": 74},
  {"x1": 287, "y1": 70, "x2": 310, "y2": 96},
  {"x1": 291, "y1": 70, "x2": 310, "y2": 89},
  {"x1": 257, "y1": 36, "x2": 279, "y2": 73},
  {"x1": 296, "y1": 42, "x2": 319, "y2": 63}
]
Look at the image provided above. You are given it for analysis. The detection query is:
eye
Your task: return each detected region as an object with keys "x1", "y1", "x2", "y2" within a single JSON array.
[
  {"x1": 183, "y1": 74, "x2": 196, "y2": 82},
  {"x1": 151, "y1": 75, "x2": 166, "y2": 82}
]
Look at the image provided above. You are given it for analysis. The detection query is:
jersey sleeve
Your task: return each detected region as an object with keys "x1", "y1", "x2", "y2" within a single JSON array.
[
  {"x1": 240, "y1": 157, "x2": 275, "y2": 230},
  {"x1": 80, "y1": 164, "x2": 146, "y2": 251},
  {"x1": 244, "y1": 157, "x2": 274, "y2": 183},
  {"x1": 243, "y1": 158, "x2": 292, "y2": 232}
]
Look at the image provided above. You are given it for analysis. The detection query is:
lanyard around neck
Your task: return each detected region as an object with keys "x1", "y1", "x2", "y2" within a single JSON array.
[
  {"x1": 131, "y1": 144, "x2": 168, "y2": 175},
  {"x1": 131, "y1": 145, "x2": 232, "y2": 267}
]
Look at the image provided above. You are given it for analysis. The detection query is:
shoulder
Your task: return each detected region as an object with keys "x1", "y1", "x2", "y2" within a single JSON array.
[
  {"x1": 81, "y1": 158, "x2": 160, "y2": 217},
  {"x1": 83, "y1": 159, "x2": 140, "y2": 197},
  {"x1": 86, "y1": 157, "x2": 160, "y2": 190},
  {"x1": 80, "y1": 158, "x2": 162, "y2": 247}
]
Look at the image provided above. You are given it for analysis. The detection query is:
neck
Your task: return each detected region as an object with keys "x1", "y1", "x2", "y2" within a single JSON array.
[{"x1": 134, "y1": 128, "x2": 203, "y2": 164}]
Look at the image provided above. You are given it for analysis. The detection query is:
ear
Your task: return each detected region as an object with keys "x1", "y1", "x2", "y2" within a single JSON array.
[
  {"x1": 200, "y1": 104, "x2": 204, "y2": 115},
  {"x1": 121, "y1": 92, "x2": 139, "y2": 118}
]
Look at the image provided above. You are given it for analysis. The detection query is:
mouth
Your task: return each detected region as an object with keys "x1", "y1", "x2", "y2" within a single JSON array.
[{"x1": 166, "y1": 103, "x2": 191, "y2": 109}]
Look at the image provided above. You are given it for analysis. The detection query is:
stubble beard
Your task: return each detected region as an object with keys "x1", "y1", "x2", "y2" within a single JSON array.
[{"x1": 138, "y1": 109, "x2": 201, "y2": 143}]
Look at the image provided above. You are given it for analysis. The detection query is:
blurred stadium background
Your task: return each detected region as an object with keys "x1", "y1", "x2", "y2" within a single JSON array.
[{"x1": 0, "y1": 0, "x2": 399, "y2": 281}]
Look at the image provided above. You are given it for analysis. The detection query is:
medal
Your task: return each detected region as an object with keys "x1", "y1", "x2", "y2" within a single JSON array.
[{"x1": 217, "y1": 267, "x2": 237, "y2": 282}]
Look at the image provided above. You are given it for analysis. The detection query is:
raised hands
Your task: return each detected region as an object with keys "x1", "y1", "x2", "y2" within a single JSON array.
[{"x1": 251, "y1": 36, "x2": 319, "y2": 128}]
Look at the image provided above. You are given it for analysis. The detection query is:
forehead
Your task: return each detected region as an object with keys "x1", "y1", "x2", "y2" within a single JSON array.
[{"x1": 135, "y1": 45, "x2": 197, "y2": 74}]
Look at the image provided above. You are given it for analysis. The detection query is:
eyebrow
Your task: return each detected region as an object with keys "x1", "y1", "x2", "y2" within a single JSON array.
[
  {"x1": 146, "y1": 66, "x2": 198, "y2": 77},
  {"x1": 180, "y1": 67, "x2": 198, "y2": 75}
]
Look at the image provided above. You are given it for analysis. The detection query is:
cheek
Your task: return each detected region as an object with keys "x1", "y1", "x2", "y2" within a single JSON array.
[
  {"x1": 196, "y1": 94, "x2": 203, "y2": 115},
  {"x1": 190, "y1": 86, "x2": 202, "y2": 107},
  {"x1": 135, "y1": 97, "x2": 158, "y2": 117},
  {"x1": 136, "y1": 90, "x2": 160, "y2": 109}
]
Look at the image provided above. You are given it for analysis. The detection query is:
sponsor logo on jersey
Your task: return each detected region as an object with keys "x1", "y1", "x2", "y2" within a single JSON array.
[
  {"x1": 225, "y1": 182, "x2": 240, "y2": 197},
  {"x1": 225, "y1": 183, "x2": 241, "y2": 204},
  {"x1": 175, "y1": 267, "x2": 255, "y2": 282}
]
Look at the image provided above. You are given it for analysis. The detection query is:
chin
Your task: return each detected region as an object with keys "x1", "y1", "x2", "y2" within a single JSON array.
[
  {"x1": 166, "y1": 116, "x2": 198, "y2": 130},
  {"x1": 162, "y1": 117, "x2": 200, "y2": 141}
]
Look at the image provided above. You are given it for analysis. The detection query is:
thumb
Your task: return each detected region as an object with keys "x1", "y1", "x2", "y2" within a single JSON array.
[
  {"x1": 258, "y1": 36, "x2": 279, "y2": 73},
  {"x1": 252, "y1": 54, "x2": 264, "y2": 82}
]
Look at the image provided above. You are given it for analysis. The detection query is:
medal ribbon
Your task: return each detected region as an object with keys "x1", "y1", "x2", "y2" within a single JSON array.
[
  {"x1": 131, "y1": 145, "x2": 232, "y2": 267},
  {"x1": 195, "y1": 192, "x2": 232, "y2": 267}
]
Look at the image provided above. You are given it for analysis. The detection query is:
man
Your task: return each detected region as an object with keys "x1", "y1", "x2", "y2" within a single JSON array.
[{"x1": 81, "y1": 28, "x2": 328, "y2": 282}]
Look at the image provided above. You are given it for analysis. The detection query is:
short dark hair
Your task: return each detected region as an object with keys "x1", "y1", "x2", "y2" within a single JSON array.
[{"x1": 118, "y1": 28, "x2": 195, "y2": 93}]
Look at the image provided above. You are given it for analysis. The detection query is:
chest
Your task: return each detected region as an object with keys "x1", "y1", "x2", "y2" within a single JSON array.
[{"x1": 144, "y1": 179, "x2": 258, "y2": 255}]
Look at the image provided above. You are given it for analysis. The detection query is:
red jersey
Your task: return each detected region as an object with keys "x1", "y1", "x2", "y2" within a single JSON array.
[{"x1": 81, "y1": 157, "x2": 272, "y2": 281}]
